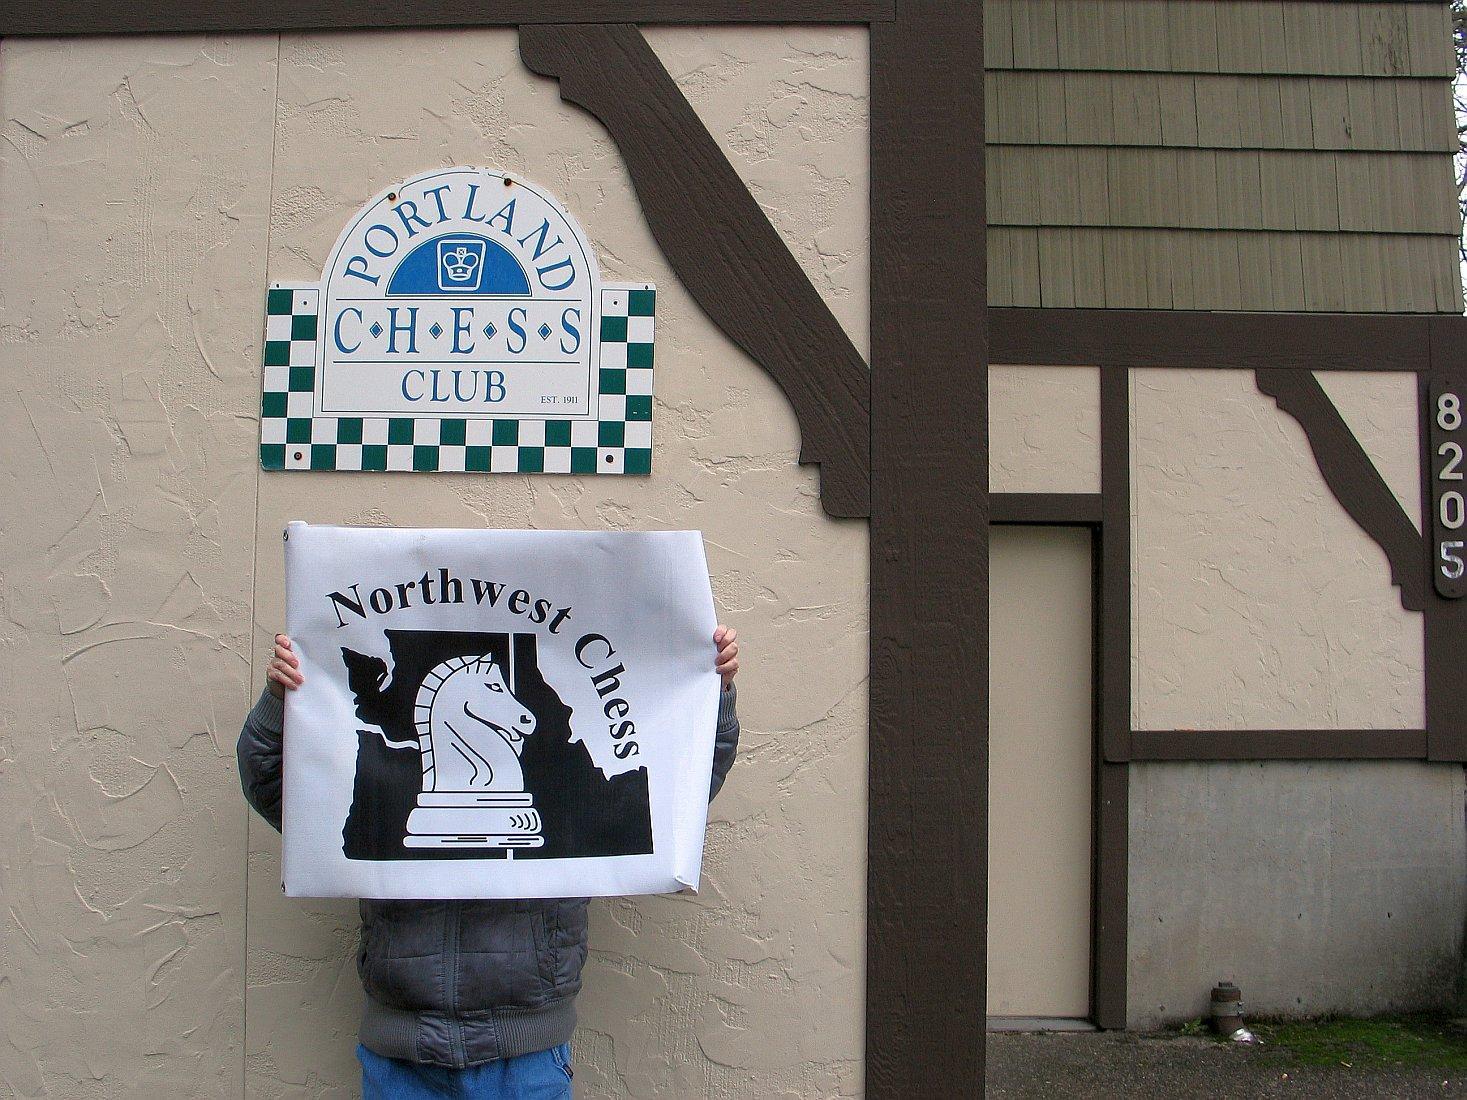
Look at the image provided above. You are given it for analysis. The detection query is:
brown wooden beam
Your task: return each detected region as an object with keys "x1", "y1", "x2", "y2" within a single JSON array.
[
  {"x1": 1092, "y1": 761, "x2": 1128, "y2": 1028},
  {"x1": 2, "y1": 1, "x2": 894, "y2": 36},
  {"x1": 869, "y1": 1, "x2": 987, "y2": 1093},
  {"x1": 1423, "y1": 318, "x2": 1467, "y2": 761},
  {"x1": 991, "y1": 493, "x2": 1102, "y2": 525},
  {"x1": 1098, "y1": 367, "x2": 1133, "y2": 764},
  {"x1": 519, "y1": 23, "x2": 871, "y2": 518},
  {"x1": 992, "y1": 308, "x2": 1434, "y2": 373},
  {"x1": 1130, "y1": 729, "x2": 1428, "y2": 760}
]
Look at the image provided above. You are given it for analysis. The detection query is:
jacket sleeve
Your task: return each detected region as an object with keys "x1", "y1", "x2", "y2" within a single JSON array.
[
  {"x1": 709, "y1": 685, "x2": 740, "y2": 802},
  {"x1": 237, "y1": 688, "x2": 286, "y2": 832}
]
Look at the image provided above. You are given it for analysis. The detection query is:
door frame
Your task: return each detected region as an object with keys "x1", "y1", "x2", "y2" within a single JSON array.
[{"x1": 991, "y1": 499, "x2": 1126, "y2": 1028}]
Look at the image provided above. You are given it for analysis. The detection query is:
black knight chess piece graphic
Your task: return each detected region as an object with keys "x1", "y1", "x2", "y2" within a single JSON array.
[
  {"x1": 341, "y1": 630, "x2": 652, "y2": 861},
  {"x1": 402, "y1": 653, "x2": 544, "y2": 850}
]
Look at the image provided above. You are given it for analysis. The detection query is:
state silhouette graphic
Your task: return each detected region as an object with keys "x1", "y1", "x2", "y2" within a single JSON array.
[{"x1": 339, "y1": 629, "x2": 652, "y2": 862}]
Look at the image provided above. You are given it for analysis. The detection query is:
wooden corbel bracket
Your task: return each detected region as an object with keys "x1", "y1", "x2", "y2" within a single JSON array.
[
  {"x1": 520, "y1": 22, "x2": 872, "y2": 518},
  {"x1": 1256, "y1": 367, "x2": 1426, "y2": 613}
]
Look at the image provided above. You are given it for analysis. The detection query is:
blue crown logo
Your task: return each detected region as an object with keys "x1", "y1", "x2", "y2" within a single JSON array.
[{"x1": 436, "y1": 238, "x2": 486, "y2": 291}]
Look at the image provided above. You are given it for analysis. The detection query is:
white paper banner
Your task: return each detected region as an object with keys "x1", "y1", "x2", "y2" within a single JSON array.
[{"x1": 281, "y1": 523, "x2": 720, "y2": 899}]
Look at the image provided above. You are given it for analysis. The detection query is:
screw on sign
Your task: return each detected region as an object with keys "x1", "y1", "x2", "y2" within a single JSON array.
[{"x1": 1431, "y1": 380, "x2": 1467, "y2": 598}]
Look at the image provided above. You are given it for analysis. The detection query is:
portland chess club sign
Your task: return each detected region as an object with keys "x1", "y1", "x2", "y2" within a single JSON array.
[
  {"x1": 260, "y1": 167, "x2": 655, "y2": 475},
  {"x1": 281, "y1": 523, "x2": 721, "y2": 899}
]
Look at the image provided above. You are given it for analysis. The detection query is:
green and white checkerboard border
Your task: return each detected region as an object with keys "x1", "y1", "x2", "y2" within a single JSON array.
[{"x1": 260, "y1": 283, "x2": 654, "y2": 474}]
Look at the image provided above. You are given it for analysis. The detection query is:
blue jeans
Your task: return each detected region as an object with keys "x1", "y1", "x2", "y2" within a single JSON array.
[{"x1": 357, "y1": 1043, "x2": 573, "y2": 1099}]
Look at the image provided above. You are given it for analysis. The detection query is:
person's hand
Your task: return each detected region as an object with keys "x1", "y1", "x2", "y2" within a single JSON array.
[
  {"x1": 714, "y1": 624, "x2": 739, "y2": 690},
  {"x1": 267, "y1": 633, "x2": 304, "y2": 700}
]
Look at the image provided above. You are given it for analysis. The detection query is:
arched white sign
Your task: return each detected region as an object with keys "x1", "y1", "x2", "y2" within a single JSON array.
[{"x1": 260, "y1": 167, "x2": 655, "y2": 475}]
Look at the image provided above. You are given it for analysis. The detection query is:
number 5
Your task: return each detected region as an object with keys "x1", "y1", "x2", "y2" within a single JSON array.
[{"x1": 1442, "y1": 541, "x2": 1465, "y2": 581}]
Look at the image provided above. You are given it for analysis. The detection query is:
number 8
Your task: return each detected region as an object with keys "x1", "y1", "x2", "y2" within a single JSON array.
[{"x1": 1438, "y1": 393, "x2": 1462, "y2": 431}]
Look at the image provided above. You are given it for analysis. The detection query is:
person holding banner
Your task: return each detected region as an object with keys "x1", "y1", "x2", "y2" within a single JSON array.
[{"x1": 238, "y1": 625, "x2": 741, "y2": 1099}]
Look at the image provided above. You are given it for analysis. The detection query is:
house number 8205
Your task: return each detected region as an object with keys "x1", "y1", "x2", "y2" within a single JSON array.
[{"x1": 1431, "y1": 385, "x2": 1467, "y2": 596}]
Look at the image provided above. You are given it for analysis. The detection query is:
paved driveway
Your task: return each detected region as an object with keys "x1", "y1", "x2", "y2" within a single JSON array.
[{"x1": 988, "y1": 1030, "x2": 1465, "y2": 1099}]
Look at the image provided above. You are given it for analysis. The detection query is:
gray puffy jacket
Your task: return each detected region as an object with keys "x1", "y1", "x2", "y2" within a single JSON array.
[{"x1": 237, "y1": 684, "x2": 740, "y2": 1068}]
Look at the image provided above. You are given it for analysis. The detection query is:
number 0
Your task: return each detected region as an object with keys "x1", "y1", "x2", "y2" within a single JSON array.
[{"x1": 1443, "y1": 492, "x2": 1465, "y2": 530}]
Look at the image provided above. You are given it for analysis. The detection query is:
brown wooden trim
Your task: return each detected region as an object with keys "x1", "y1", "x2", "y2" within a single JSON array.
[
  {"x1": 1130, "y1": 729, "x2": 1428, "y2": 760},
  {"x1": 989, "y1": 142, "x2": 1459, "y2": 158},
  {"x1": 1256, "y1": 369, "x2": 1426, "y2": 612},
  {"x1": 991, "y1": 224, "x2": 1462, "y2": 242},
  {"x1": 991, "y1": 308, "x2": 1434, "y2": 373},
  {"x1": 869, "y1": 1, "x2": 986, "y2": 1092},
  {"x1": 1092, "y1": 761, "x2": 1128, "y2": 1029},
  {"x1": 992, "y1": 493, "x2": 1102, "y2": 525},
  {"x1": 2, "y1": 1, "x2": 894, "y2": 35},
  {"x1": 519, "y1": 23, "x2": 871, "y2": 518},
  {"x1": 1424, "y1": 318, "x2": 1467, "y2": 761},
  {"x1": 1099, "y1": 367, "x2": 1132, "y2": 764},
  {"x1": 1093, "y1": 380, "x2": 1132, "y2": 1026},
  {"x1": 1088, "y1": 524, "x2": 1128, "y2": 1029}
]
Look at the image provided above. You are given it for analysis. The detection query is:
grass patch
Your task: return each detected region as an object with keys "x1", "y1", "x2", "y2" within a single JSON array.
[{"x1": 1251, "y1": 1015, "x2": 1467, "y2": 1070}]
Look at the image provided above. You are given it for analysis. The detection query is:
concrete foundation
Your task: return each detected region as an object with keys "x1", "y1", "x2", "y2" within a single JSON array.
[{"x1": 1127, "y1": 760, "x2": 1467, "y2": 1028}]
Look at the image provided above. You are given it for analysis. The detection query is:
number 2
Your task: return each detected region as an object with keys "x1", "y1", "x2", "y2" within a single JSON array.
[{"x1": 1440, "y1": 442, "x2": 1464, "y2": 480}]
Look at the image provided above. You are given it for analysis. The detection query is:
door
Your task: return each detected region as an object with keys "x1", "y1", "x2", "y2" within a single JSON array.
[{"x1": 988, "y1": 525, "x2": 1095, "y2": 1020}]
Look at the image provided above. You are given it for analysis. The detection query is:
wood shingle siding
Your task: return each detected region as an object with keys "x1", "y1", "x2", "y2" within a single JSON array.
[
  {"x1": 987, "y1": 0, "x2": 1463, "y2": 313},
  {"x1": 989, "y1": 148, "x2": 1460, "y2": 234},
  {"x1": 987, "y1": 1, "x2": 1455, "y2": 77},
  {"x1": 990, "y1": 226, "x2": 1462, "y2": 312},
  {"x1": 987, "y1": 72, "x2": 1458, "y2": 151}
]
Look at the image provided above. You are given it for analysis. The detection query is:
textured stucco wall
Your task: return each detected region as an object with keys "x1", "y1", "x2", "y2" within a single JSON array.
[
  {"x1": 989, "y1": 363, "x2": 1423, "y2": 693},
  {"x1": 250, "y1": 26, "x2": 869, "y2": 1100},
  {"x1": 2, "y1": 27, "x2": 868, "y2": 1100},
  {"x1": 1132, "y1": 367, "x2": 1424, "y2": 732},
  {"x1": 644, "y1": 26, "x2": 869, "y2": 363},
  {"x1": 989, "y1": 366, "x2": 1100, "y2": 493},
  {"x1": 0, "y1": 35, "x2": 275, "y2": 1098}
]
